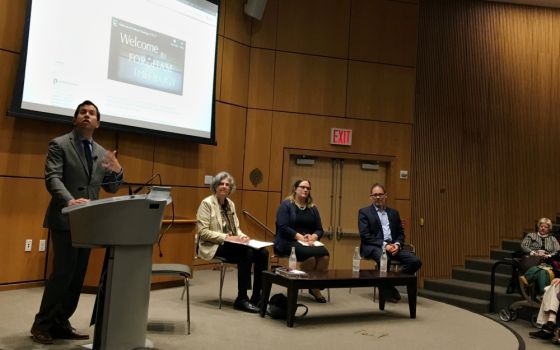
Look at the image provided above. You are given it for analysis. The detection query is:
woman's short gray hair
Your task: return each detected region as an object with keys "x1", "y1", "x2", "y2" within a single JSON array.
[{"x1": 210, "y1": 171, "x2": 236, "y2": 194}]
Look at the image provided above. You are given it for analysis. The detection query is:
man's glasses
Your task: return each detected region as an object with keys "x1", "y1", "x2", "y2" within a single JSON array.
[
  {"x1": 369, "y1": 193, "x2": 386, "y2": 198},
  {"x1": 298, "y1": 186, "x2": 311, "y2": 190}
]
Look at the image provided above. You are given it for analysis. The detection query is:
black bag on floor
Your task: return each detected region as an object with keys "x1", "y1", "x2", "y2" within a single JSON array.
[{"x1": 266, "y1": 293, "x2": 308, "y2": 319}]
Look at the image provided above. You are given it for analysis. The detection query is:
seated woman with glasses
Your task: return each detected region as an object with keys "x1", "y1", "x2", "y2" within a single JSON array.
[
  {"x1": 196, "y1": 171, "x2": 269, "y2": 313},
  {"x1": 274, "y1": 179, "x2": 330, "y2": 303},
  {"x1": 520, "y1": 217, "x2": 560, "y2": 295}
]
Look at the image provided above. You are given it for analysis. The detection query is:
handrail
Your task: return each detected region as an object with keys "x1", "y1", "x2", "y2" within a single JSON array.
[
  {"x1": 242, "y1": 210, "x2": 275, "y2": 236},
  {"x1": 162, "y1": 218, "x2": 196, "y2": 225}
]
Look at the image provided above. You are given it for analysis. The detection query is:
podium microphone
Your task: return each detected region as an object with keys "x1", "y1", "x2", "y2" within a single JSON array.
[{"x1": 131, "y1": 173, "x2": 162, "y2": 194}]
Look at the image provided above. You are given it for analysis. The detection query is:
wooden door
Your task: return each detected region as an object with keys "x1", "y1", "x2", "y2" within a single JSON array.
[
  {"x1": 284, "y1": 152, "x2": 388, "y2": 270},
  {"x1": 333, "y1": 159, "x2": 387, "y2": 269},
  {"x1": 286, "y1": 156, "x2": 336, "y2": 256}
]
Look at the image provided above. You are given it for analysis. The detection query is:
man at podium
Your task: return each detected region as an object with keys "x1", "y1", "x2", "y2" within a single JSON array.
[{"x1": 30, "y1": 100, "x2": 123, "y2": 345}]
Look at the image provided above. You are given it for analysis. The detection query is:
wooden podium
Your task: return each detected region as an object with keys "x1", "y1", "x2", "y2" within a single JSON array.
[{"x1": 62, "y1": 187, "x2": 171, "y2": 350}]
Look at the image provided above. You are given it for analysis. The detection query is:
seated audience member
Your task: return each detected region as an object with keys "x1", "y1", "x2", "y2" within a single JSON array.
[
  {"x1": 196, "y1": 171, "x2": 269, "y2": 313},
  {"x1": 529, "y1": 278, "x2": 560, "y2": 340},
  {"x1": 358, "y1": 183, "x2": 422, "y2": 302},
  {"x1": 520, "y1": 217, "x2": 560, "y2": 294},
  {"x1": 274, "y1": 179, "x2": 330, "y2": 303}
]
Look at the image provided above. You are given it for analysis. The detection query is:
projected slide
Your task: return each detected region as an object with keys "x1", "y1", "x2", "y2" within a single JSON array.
[
  {"x1": 10, "y1": 0, "x2": 219, "y2": 142},
  {"x1": 108, "y1": 18, "x2": 186, "y2": 95}
]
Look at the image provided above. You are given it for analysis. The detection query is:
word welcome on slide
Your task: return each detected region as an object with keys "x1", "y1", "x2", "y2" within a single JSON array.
[{"x1": 108, "y1": 18, "x2": 186, "y2": 95}]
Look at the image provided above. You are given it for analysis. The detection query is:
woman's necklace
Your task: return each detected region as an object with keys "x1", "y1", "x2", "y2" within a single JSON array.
[{"x1": 295, "y1": 201, "x2": 306, "y2": 210}]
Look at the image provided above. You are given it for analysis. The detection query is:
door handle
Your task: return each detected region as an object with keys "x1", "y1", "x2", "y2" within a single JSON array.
[
  {"x1": 339, "y1": 231, "x2": 361, "y2": 239},
  {"x1": 336, "y1": 226, "x2": 342, "y2": 240},
  {"x1": 325, "y1": 226, "x2": 334, "y2": 240}
]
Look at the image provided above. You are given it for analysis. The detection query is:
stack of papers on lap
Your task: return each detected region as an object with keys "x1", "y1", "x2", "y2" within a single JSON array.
[
  {"x1": 297, "y1": 240, "x2": 324, "y2": 247},
  {"x1": 225, "y1": 239, "x2": 273, "y2": 249},
  {"x1": 275, "y1": 267, "x2": 309, "y2": 279}
]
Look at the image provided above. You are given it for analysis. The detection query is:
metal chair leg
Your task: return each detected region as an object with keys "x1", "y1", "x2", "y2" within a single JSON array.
[
  {"x1": 186, "y1": 278, "x2": 190, "y2": 335},
  {"x1": 181, "y1": 277, "x2": 187, "y2": 301},
  {"x1": 219, "y1": 263, "x2": 226, "y2": 309}
]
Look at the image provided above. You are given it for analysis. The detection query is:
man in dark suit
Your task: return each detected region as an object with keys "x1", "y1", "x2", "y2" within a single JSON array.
[
  {"x1": 358, "y1": 183, "x2": 421, "y2": 302},
  {"x1": 30, "y1": 100, "x2": 123, "y2": 344}
]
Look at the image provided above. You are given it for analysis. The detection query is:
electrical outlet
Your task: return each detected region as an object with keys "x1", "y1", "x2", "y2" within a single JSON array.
[
  {"x1": 25, "y1": 239, "x2": 32, "y2": 252},
  {"x1": 39, "y1": 239, "x2": 46, "y2": 252}
]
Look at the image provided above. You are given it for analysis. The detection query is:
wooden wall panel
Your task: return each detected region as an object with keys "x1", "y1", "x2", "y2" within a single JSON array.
[
  {"x1": 394, "y1": 199, "x2": 412, "y2": 242},
  {"x1": 349, "y1": 0, "x2": 418, "y2": 67},
  {"x1": 0, "y1": 118, "x2": 59, "y2": 178},
  {"x1": 243, "y1": 109, "x2": 272, "y2": 190},
  {"x1": 266, "y1": 192, "x2": 281, "y2": 234},
  {"x1": 215, "y1": 36, "x2": 224, "y2": 101},
  {"x1": 273, "y1": 52, "x2": 347, "y2": 116},
  {"x1": 0, "y1": 0, "x2": 27, "y2": 52},
  {"x1": 218, "y1": 0, "x2": 226, "y2": 36},
  {"x1": 0, "y1": 178, "x2": 49, "y2": 283},
  {"x1": 413, "y1": 0, "x2": 560, "y2": 280},
  {"x1": 83, "y1": 249, "x2": 105, "y2": 288},
  {"x1": 153, "y1": 102, "x2": 246, "y2": 187},
  {"x1": 239, "y1": 190, "x2": 271, "y2": 241},
  {"x1": 276, "y1": 0, "x2": 351, "y2": 58},
  {"x1": 0, "y1": 52, "x2": 62, "y2": 178},
  {"x1": 247, "y1": 48, "x2": 275, "y2": 109},
  {"x1": 346, "y1": 61, "x2": 416, "y2": 123},
  {"x1": 0, "y1": 51, "x2": 18, "y2": 110},
  {"x1": 116, "y1": 133, "x2": 155, "y2": 184},
  {"x1": 250, "y1": 0, "x2": 278, "y2": 49},
  {"x1": 223, "y1": 0, "x2": 252, "y2": 45},
  {"x1": 220, "y1": 38, "x2": 250, "y2": 106},
  {"x1": 268, "y1": 112, "x2": 412, "y2": 197}
]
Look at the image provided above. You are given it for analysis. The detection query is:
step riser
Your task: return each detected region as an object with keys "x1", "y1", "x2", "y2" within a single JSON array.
[
  {"x1": 502, "y1": 240, "x2": 521, "y2": 252},
  {"x1": 418, "y1": 291, "x2": 489, "y2": 313},
  {"x1": 419, "y1": 238, "x2": 530, "y2": 314},
  {"x1": 419, "y1": 291, "x2": 524, "y2": 314},
  {"x1": 465, "y1": 259, "x2": 512, "y2": 274},
  {"x1": 452, "y1": 269, "x2": 510, "y2": 287},
  {"x1": 423, "y1": 280, "x2": 491, "y2": 299},
  {"x1": 490, "y1": 250, "x2": 514, "y2": 260}
]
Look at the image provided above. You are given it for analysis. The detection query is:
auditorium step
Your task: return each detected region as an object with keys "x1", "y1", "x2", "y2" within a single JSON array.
[
  {"x1": 419, "y1": 239, "x2": 525, "y2": 314},
  {"x1": 421, "y1": 278, "x2": 522, "y2": 312},
  {"x1": 418, "y1": 289, "x2": 490, "y2": 314},
  {"x1": 452, "y1": 267, "x2": 510, "y2": 287}
]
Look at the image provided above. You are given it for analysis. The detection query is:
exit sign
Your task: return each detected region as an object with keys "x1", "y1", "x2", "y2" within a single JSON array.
[{"x1": 330, "y1": 128, "x2": 352, "y2": 146}]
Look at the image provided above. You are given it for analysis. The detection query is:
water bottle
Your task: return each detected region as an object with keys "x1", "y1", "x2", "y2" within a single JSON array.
[
  {"x1": 352, "y1": 246, "x2": 361, "y2": 272},
  {"x1": 380, "y1": 249, "x2": 388, "y2": 274},
  {"x1": 289, "y1": 246, "x2": 297, "y2": 270}
]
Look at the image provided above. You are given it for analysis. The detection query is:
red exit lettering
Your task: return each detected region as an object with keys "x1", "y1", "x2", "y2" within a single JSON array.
[{"x1": 330, "y1": 128, "x2": 352, "y2": 146}]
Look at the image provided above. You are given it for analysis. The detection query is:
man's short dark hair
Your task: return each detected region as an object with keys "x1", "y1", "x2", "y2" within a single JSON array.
[
  {"x1": 74, "y1": 100, "x2": 100, "y2": 121},
  {"x1": 370, "y1": 183, "x2": 386, "y2": 194}
]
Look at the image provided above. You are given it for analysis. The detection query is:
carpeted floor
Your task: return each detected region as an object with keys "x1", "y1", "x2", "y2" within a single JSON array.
[{"x1": 0, "y1": 269, "x2": 533, "y2": 350}]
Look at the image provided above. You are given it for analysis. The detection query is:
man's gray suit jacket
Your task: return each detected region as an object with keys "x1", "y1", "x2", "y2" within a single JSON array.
[{"x1": 43, "y1": 129, "x2": 122, "y2": 231}]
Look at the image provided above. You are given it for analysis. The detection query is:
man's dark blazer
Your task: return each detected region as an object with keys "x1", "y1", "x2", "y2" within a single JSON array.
[
  {"x1": 358, "y1": 205, "x2": 404, "y2": 258},
  {"x1": 43, "y1": 129, "x2": 122, "y2": 230}
]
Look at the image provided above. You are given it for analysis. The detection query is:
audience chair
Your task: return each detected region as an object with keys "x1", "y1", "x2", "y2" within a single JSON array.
[
  {"x1": 151, "y1": 263, "x2": 192, "y2": 334},
  {"x1": 208, "y1": 256, "x2": 231, "y2": 309},
  {"x1": 389, "y1": 243, "x2": 416, "y2": 272},
  {"x1": 193, "y1": 256, "x2": 232, "y2": 309},
  {"x1": 194, "y1": 234, "x2": 235, "y2": 309}
]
